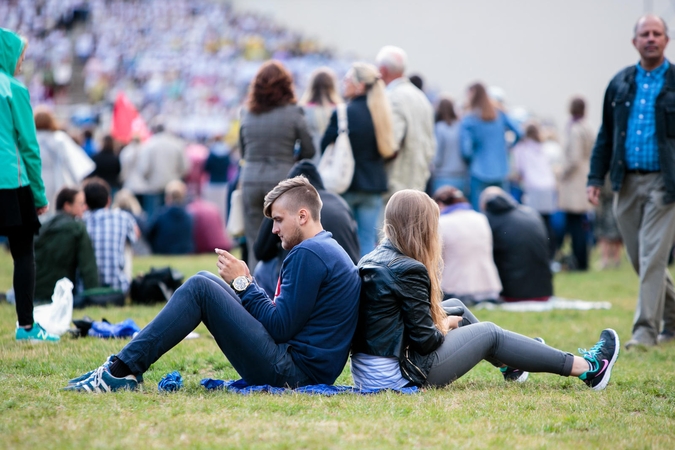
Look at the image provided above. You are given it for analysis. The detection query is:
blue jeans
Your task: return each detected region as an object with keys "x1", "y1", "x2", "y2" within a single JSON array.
[
  {"x1": 342, "y1": 191, "x2": 383, "y2": 257},
  {"x1": 469, "y1": 177, "x2": 509, "y2": 211},
  {"x1": 117, "y1": 271, "x2": 311, "y2": 387}
]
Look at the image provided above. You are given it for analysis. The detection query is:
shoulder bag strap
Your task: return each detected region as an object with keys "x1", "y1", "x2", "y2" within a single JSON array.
[{"x1": 337, "y1": 103, "x2": 348, "y2": 134}]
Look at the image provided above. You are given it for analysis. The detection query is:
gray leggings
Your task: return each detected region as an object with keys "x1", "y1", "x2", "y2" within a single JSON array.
[{"x1": 425, "y1": 299, "x2": 575, "y2": 386}]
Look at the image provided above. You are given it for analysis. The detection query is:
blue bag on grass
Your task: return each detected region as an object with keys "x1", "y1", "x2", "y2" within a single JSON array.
[{"x1": 88, "y1": 319, "x2": 140, "y2": 338}]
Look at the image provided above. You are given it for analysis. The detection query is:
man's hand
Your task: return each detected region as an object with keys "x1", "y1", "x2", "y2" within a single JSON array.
[
  {"x1": 587, "y1": 186, "x2": 601, "y2": 206},
  {"x1": 215, "y1": 248, "x2": 250, "y2": 284},
  {"x1": 36, "y1": 204, "x2": 49, "y2": 216}
]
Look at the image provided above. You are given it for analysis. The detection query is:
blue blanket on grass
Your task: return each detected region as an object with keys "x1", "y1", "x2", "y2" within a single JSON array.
[{"x1": 200, "y1": 378, "x2": 419, "y2": 395}]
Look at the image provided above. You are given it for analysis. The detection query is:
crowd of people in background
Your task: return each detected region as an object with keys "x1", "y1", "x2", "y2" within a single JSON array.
[{"x1": 1, "y1": 1, "x2": 631, "y2": 347}]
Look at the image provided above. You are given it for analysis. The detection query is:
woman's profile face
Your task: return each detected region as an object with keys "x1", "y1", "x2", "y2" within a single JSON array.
[
  {"x1": 342, "y1": 70, "x2": 364, "y2": 99},
  {"x1": 14, "y1": 44, "x2": 27, "y2": 76}
]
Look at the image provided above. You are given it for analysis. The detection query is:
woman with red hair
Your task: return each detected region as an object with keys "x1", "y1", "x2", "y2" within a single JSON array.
[{"x1": 239, "y1": 60, "x2": 315, "y2": 268}]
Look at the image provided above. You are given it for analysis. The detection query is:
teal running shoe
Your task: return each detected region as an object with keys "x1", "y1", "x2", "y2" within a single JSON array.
[
  {"x1": 68, "y1": 355, "x2": 143, "y2": 386},
  {"x1": 579, "y1": 328, "x2": 620, "y2": 391},
  {"x1": 15, "y1": 323, "x2": 60, "y2": 342},
  {"x1": 63, "y1": 365, "x2": 139, "y2": 393}
]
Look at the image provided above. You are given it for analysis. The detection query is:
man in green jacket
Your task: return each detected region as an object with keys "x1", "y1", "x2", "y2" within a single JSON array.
[
  {"x1": 0, "y1": 27, "x2": 57, "y2": 342},
  {"x1": 35, "y1": 188, "x2": 99, "y2": 302}
]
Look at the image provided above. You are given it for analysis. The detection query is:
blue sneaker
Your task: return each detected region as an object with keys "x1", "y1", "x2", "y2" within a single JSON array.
[
  {"x1": 579, "y1": 329, "x2": 620, "y2": 391},
  {"x1": 63, "y1": 365, "x2": 139, "y2": 393},
  {"x1": 68, "y1": 355, "x2": 144, "y2": 386},
  {"x1": 15, "y1": 323, "x2": 59, "y2": 342},
  {"x1": 501, "y1": 337, "x2": 545, "y2": 382}
]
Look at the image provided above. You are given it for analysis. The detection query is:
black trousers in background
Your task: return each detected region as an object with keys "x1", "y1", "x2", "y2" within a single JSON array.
[
  {"x1": 564, "y1": 213, "x2": 588, "y2": 270},
  {"x1": 7, "y1": 229, "x2": 35, "y2": 327}
]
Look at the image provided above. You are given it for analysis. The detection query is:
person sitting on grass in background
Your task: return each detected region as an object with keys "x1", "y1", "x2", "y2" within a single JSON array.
[
  {"x1": 146, "y1": 180, "x2": 194, "y2": 255},
  {"x1": 34, "y1": 187, "x2": 99, "y2": 303},
  {"x1": 64, "y1": 176, "x2": 361, "y2": 392},
  {"x1": 351, "y1": 189, "x2": 619, "y2": 391},
  {"x1": 433, "y1": 186, "x2": 501, "y2": 306},
  {"x1": 480, "y1": 186, "x2": 553, "y2": 302},
  {"x1": 82, "y1": 177, "x2": 139, "y2": 295}
]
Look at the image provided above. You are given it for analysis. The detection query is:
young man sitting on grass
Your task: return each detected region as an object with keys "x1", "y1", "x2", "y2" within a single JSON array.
[{"x1": 65, "y1": 176, "x2": 361, "y2": 392}]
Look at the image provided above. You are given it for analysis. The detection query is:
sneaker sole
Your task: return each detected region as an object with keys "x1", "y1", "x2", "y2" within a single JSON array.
[
  {"x1": 16, "y1": 339, "x2": 60, "y2": 343},
  {"x1": 592, "y1": 328, "x2": 620, "y2": 391}
]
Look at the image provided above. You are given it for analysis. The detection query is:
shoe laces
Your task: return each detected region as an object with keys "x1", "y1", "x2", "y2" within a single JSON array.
[
  {"x1": 86, "y1": 365, "x2": 107, "y2": 389},
  {"x1": 579, "y1": 339, "x2": 605, "y2": 364}
]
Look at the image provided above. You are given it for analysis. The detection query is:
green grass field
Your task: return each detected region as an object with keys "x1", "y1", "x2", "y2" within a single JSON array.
[{"x1": 0, "y1": 248, "x2": 674, "y2": 449}]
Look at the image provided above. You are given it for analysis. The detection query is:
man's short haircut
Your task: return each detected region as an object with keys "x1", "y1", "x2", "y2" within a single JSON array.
[
  {"x1": 570, "y1": 97, "x2": 586, "y2": 118},
  {"x1": 375, "y1": 45, "x2": 407, "y2": 75},
  {"x1": 634, "y1": 14, "x2": 669, "y2": 38},
  {"x1": 82, "y1": 177, "x2": 111, "y2": 211},
  {"x1": 165, "y1": 179, "x2": 187, "y2": 204},
  {"x1": 56, "y1": 187, "x2": 80, "y2": 211},
  {"x1": 263, "y1": 175, "x2": 322, "y2": 221}
]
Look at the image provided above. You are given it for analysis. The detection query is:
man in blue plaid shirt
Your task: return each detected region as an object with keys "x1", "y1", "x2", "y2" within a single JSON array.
[
  {"x1": 588, "y1": 15, "x2": 675, "y2": 348},
  {"x1": 83, "y1": 178, "x2": 139, "y2": 293}
]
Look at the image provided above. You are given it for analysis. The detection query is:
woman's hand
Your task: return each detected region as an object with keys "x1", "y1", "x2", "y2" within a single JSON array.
[
  {"x1": 443, "y1": 315, "x2": 463, "y2": 331},
  {"x1": 36, "y1": 205, "x2": 49, "y2": 216}
]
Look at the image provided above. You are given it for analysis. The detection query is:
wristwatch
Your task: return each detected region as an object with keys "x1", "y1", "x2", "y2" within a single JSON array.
[{"x1": 231, "y1": 275, "x2": 252, "y2": 293}]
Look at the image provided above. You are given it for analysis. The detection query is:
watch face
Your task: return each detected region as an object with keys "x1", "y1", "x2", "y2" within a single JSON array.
[{"x1": 233, "y1": 276, "x2": 250, "y2": 292}]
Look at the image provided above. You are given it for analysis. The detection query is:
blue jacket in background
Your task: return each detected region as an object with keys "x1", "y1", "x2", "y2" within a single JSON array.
[
  {"x1": 460, "y1": 110, "x2": 521, "y2": 182},
  {"x1": 146, "y1": 205, "x2": 194, "y2": 255},
  {"x1": 240, "y1": 230, "x2": 361, "y2": 385}
]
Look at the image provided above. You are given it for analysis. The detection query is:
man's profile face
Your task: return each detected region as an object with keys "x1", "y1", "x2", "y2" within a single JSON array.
[
  {"x1": 271, "y1": 198, "x2": 304, "y2": 250},
  {"x1": 633, "y1": 16, "x2": 669, "y2": 62}
]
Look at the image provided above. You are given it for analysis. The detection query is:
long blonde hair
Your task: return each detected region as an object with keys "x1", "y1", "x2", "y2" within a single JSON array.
[
  {"x1": 299, "y1": 67, "x2": 342, "y2": 107},
  {"x1": 348, "y1": 62, "x2": 395, "y2": 158},
  {"x1": 383, "y1": 190, "x2": 447, "y2": 334}
]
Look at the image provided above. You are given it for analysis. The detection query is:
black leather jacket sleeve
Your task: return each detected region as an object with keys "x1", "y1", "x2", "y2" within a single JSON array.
[{"x1": 394, "y1": 263, "x2": 445, "y2": 355}]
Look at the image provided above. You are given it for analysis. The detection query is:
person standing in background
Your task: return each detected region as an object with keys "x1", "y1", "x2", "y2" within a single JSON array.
[
  {"x1": 511, "y1": 122, "x2": 558, "y2": 261},
  {"x1": 587, "y1": 15, "x2": 675, "y2": 348},
  {"x1": 300, "y1": 67, "x2": 342, "y2": 166},
  {"x1": 431, "y1": 97, "x2": 466, "y2": 195},
  {"x1": 239, "y1": 60, "x2": 315, "y2": 269},
  {"x1": 89, "y1": 135, "x2": 121, "y2": 197},
  {"x1": 376, "y1": 46, "x2": 435, "y2": 198},
  {"x1": 34, "y1": 106, "x2": 95, "y2": 218},
  {"x1": 135, "y1": 123, "x2": 189, "y2": 218},
  {"x1": 460, "y1": 82, "x2": 522, "y2": 210},
  {"x1": 559, "y1": 97, "x2": 595, "y2": 271},
  {"x1": 321, "y1": 62, "x2": 394, "y2": 256},
  {"x1": 0, "y1": 28, "x2": 58, "y2": 341}
]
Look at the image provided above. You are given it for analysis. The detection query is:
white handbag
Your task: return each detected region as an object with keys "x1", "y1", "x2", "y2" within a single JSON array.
[
  {"x1": 227, "y1": 188, "x2": 245, "y2": 237},
  {"x1": 318, "y1": 104, "x2": 355, "y2": 194}
]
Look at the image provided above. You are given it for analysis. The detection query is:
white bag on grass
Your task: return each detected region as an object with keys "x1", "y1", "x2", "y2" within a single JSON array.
[{"x1": 33, "y1": 278, "x2": 74, "y2": 336}]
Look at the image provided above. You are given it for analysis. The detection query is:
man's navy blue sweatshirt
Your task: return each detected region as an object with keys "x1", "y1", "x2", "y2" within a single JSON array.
[{"x1": 240, "y1": 230, "x2": 360, "y2": 384}]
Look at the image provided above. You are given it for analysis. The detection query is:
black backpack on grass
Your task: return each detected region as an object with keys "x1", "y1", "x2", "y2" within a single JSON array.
[{"x1": 130, "y1": 267, "x2": 184, "y2": 304}]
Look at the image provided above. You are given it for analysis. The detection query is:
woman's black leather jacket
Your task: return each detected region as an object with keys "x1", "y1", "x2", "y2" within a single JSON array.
[{"x1": 352, "y1": 240, "x2": 444, "y2": 385}]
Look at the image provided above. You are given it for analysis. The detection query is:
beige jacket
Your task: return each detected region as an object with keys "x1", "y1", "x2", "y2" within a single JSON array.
[
  {"x1": 136, "y1": 132, "x2": 189, "y2": 194},
  {"x1": 559, "y1": 119, "x2": 595, "y2": 213},
  {"x1": 385, "y1": 78, "x2": 435, "y2": 196},
  {"x1": 439, "y1": 208, "x2": 502, "y2": 298}
]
